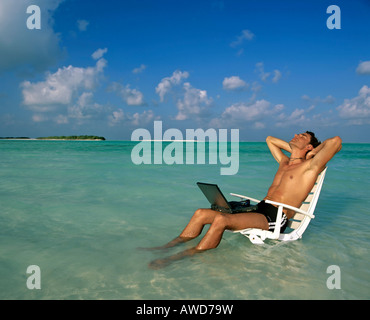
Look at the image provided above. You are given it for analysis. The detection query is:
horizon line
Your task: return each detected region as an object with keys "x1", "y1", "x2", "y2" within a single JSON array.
[{"x1": 1, "y1": 138, "x2": 368, "y2": 144}]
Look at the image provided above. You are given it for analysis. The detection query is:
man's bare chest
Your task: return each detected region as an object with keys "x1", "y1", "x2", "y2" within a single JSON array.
[{"x1": 273, "y1": 163, "x2": 307, "y2": 185}]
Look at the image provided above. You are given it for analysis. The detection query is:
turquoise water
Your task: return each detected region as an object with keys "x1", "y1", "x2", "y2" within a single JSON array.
[{"x1": 0, "y1": 140, "x2": 369, "y2": 300}]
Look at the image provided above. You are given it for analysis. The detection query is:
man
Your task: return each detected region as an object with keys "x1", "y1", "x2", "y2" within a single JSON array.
[{"x1": 149, "y1": 132, "x2": 342, "y2": 269}]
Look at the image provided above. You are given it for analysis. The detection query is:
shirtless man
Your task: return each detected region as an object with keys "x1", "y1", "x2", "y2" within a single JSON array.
[{"x1": 149, "y1": 132, "x2": 342, "y2": 268}]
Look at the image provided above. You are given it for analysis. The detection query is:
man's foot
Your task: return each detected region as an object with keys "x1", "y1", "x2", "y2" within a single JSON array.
[
  {"x1": 148, "y1": 258, "x2": 172, "y2": 269},
  {"x1": 148, "y1": 247, "x2": 201, "y2": 269},
  {"x1": 137, "y1": 236, "x2": 194, "y2": 251}
]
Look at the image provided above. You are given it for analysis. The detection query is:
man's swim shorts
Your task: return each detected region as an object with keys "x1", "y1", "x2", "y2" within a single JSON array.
[{"x1": 255, "y1": 200, "x2": 288, "y2": 233}]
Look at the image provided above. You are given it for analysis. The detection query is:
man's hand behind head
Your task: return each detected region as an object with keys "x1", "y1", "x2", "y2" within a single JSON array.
[{"x1": 306, "y1": 150, "x2": 316, "y2": 160}]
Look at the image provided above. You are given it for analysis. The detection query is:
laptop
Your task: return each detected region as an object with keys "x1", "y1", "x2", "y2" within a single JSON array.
[{"x1": 197, "y1": 182, "x2": 256, "y2": 214}]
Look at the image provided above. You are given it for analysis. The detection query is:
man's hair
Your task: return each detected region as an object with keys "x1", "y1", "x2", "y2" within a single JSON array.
[{"x1": 306, "y1": 131, "x2": 321, "y2": 148}]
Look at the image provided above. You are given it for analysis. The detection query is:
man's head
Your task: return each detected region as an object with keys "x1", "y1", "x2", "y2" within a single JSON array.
[
  {"x1": 290, "y1": 131, "x2": 321, "y2": 154},
  {"x1": 305, "y1": 131, "x2": 321, "y2": 149}
]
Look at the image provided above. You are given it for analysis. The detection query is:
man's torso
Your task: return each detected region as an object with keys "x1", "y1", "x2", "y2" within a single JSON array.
[{"x1": 264, "y1": 160, "x2": 319, "y2": 219}]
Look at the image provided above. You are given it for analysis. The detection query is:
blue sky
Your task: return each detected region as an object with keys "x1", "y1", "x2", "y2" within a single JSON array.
[{"x1": 0, "y1": 0, "x2": 369, "y2": 142}]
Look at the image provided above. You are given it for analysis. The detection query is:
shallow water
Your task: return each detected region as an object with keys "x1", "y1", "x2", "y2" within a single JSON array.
[{"x1": 0, "y1": 140, "x2": 368, "y2": 299}]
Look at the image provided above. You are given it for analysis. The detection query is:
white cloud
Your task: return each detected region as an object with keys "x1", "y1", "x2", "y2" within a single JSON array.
[
  {"x1": 276, "y1": 108, "x2": 306, "y2": 127},
  {"x1": 175, "y1": 83, "x2": 212, "y2": 121},
  {"x1": 133, "y1": 64, "x2": 147, "y2": 74},
  {"x1": 302, "y1": 94, "x2": 335, "y2": 104},
  {"x1": 55, "y1": 114, "x2": 68, "y2": 124},
  {"x1": 256, "y1": 62, "x2": 282, "y2": 83},
  {"x1": 77, "y1": 19, "x2": 89, "y2": 32},
  {"x1": 108, "y1": 109, "x2": 125, "y2": 126},
  {"x1": 156, "y1": 70, "x2": 189, "y2": 102},
  {"x1": 356, "y1": 61, "x2": 370, "y2": 75},
  {"x1": 92, "y1": 48, "x2": 108, "y2": 60},
  {"x1": 307, "y1": 105, "x2": 315, "y2": 112},
  {"x1": 272, "y1": 70, "x2": 282, "y2": 83},
  {"x1": 254, "y1": 121, "x2": 266, "y2": 129},
  {"x1": 20, "y1": 50, "x2": 113, "y2": 126},
  {"x1": 222, "y1": 76, "x2": 249, "y2": 91},
  {"x1": 95, "y1": 58, "x2": 107, "y2": 73},
  {"x1": 31, "y1": 113, "x2": 69, "y2": 124},
  {"x1": 210, "y1": 99, "x2": 282, "y2": 128},
  {"x1": 108, "y1": 109, "x2": 158, "y2": 127},
  {"x1": 0, "y1": 0, "x2": 63, "y2": 74},
  {"x1": 32, "y1": 114, "x2": 48, "y2": 123},
  {"x1": 68, "y1": 92, "x2": 108, "y2": 123},
  {"x1": 131, "y1": 110, "x2": 156, "y2": 126},
  {"x1": 224, "y1": 100, "x2": 272, "y2": 120},
  {"x1": 337, "y1": 85, "x2": 370, "y2": 124},
  {"x1": 21, "y1": 57, "x2": 107, "y2": 108},
  {"x1": 272, "y1": 104, "x2": 340, "y2": 128},
  {"x1": 155, "y1": 70, "x2": 212, "y2": 121},
  {"x1": 255, "y1": 62, "x2": 270, "y2": 82},
  {"x1": 110, "y1": 82, "x2": 145, "y2": 106},
  {"x1": 230, "y1": 29, "x2": 255, "y2": 48}
]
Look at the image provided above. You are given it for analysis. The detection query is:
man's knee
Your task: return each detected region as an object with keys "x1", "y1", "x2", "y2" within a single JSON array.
[
  {"x1": 211, "y1": 213, "x2": 228, "y2": 230},
  {"x1": 193, "y1": 208, "x2": 202, "y2": 217},
  {"x1": 194, "y1": 208, "x2": 203, "y2": 215},
  {"x1": 193, "y1": 208, "x2": 209, "y2": 220},
  {"x1": 195, "y1": 207, "x2": 216, "y2": 216}
]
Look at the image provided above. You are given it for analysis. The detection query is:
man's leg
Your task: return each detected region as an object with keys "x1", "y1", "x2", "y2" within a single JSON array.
[
  {"x1": 149, "y1": 211, "x2": 269, "y2": 268},
  {"x1": 178, "y1": 208, "x2": 221, "y2": 240},
  {"x1": 143, "y1": 208, "x2": 221, "y2": 250},
  {"x1": 195, "y1": 211, "x2": 269, "y2": 250}
]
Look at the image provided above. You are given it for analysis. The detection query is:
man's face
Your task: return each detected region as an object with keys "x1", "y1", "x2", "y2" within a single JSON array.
[{"x1": 290, "y1": 132, "x2": 312, "y2": 149}]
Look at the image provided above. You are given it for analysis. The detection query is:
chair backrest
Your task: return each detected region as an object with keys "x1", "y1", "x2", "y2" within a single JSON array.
[{"x1": 287, "y1": 167, "x2": 327, "y2": 231}]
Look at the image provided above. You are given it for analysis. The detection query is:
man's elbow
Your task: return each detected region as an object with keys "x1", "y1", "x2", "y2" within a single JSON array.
[
  {"x1": 332, "y1": 136, "x2": 342, "y2": 152},
  {"x1": 266, "y1": 136, "x2": 275, "y2": 144},
  {"x1": 333, "y1": 136, "x2": 342, "y2": 145}
]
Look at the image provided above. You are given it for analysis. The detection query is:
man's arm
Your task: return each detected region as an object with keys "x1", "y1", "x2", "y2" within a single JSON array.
[
  {"x1": 266, "y1": 136, "x2": 292, "y2": 163},
  {"x1": 307, "y1": 136, "x2": 342, "y2": 171}
]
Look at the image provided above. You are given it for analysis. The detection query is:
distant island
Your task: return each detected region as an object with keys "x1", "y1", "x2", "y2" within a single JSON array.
[
  {"x1": 0, "y1": 135, "x2": 106, "y2": 141},
  {"x1": 0, "y1": 137, "x2": 32, "y2": 140},
  {"x1": 37, "y1": 135, "x2": 106, "y2": 141}
]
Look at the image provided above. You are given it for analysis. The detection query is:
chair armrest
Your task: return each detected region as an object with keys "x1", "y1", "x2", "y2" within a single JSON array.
[
  {"x1": 264, "y1": 200, "x2": 315, "y2": 219},
  {"x1": 229, "y1": 193, "x2": 261, "y2": 204}
]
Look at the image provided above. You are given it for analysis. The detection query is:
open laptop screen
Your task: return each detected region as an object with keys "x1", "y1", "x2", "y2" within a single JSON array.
[{"x1": 196, "y1": 182, "x2": 230, "y2": 209}]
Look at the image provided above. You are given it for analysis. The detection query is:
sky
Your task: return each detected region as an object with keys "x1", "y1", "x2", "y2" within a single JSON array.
[{"x1": 0, "y1": 0, "x2": 369, "y2": 142}]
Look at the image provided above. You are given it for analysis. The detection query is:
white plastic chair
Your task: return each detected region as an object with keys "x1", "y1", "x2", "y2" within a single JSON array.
[{"x1": 230, "y1": 168, "x2": 327, "y2": 244}]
